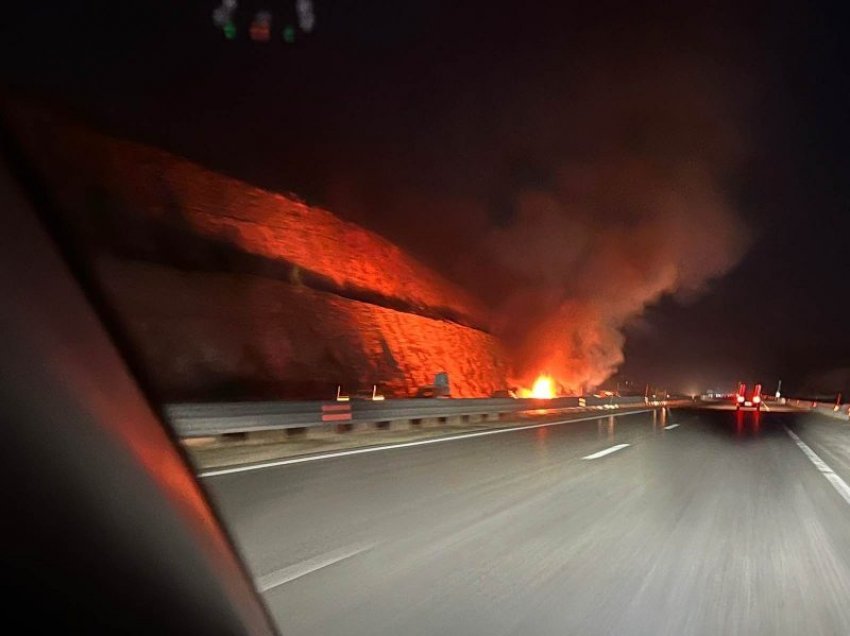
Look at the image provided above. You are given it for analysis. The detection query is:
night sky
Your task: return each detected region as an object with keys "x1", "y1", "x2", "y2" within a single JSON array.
[{"x1": 2, "y1": 1, "x2": 849, "y2": 395}]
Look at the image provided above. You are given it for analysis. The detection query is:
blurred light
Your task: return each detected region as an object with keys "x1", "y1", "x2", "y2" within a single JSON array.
[
  {"x1": 753, "y1": 395, "x2": 761, "y2": 404},
  {"x1": 283, "y1": 25, "x2": 296, "y2": 43},
  {"x1": 223, "y1": 20, "x2": 237, "y2": 40},
  {"x1": 250, "y1": 11, "x2": 271, "y2": 42},
  {"x1": 736, "y1": 394, "x2": 745, "y2": 403},
  {"x1": 296, "y1": 0, "x2": 316, "y2": 33},
  {"x1": 213, "y1": 0, "x2": 238, "y2": 28}
]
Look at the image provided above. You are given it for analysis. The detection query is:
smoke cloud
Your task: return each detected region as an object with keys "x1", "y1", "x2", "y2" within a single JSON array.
[
  {"x1": 455, "y1": 55, "x2": 750, "y2": 391},
  {"x1": 316, "y1": 7, "x2": 756, "y2": 394}
]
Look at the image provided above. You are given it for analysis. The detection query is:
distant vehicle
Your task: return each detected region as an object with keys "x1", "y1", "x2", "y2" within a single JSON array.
[
  {"x1": 735, "y1": 382, "x2": 763, "y2": 410},
  {"x1": 593, "y1": 390, "x2": 616, "y2": 398}
]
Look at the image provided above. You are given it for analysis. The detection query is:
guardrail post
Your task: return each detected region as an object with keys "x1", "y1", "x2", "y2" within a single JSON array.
[{"x1": 389, "y1": 419, "x2": 412, "y2": 431}]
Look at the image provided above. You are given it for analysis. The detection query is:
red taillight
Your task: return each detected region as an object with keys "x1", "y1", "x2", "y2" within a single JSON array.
[
  {"x1": 753, "y1": 395, "x2": 761, "y2": 403},
  {"x1": 736, "y1": 395, "x2": 745, "y2": 403}
]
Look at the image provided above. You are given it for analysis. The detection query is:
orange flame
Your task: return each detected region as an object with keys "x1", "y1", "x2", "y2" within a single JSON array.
[{"x1": 528, "y1": 374, "x2": 556, "y2": 399}]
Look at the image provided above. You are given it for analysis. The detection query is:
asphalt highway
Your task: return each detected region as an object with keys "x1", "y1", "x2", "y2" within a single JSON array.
[{"x1": 205, "y1": 406, "x2": 850, "y2": 635}]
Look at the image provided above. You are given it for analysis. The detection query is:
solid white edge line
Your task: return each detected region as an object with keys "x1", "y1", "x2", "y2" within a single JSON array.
[
  {"x1": 785, "y1": 426, "x2": 850, "y2": 506},
  {"x1": 200, "y1": 409, "x2": 654, "y2": 477},
  {"x1": 582, "y1": 443, "x2": 630, "y2": 460},
  {"x1": 664, "y1": 423, "x2": 680, "y2": 430},
  {"x1": 256, "y1": 542, "x2": 375, "y2": 592}
]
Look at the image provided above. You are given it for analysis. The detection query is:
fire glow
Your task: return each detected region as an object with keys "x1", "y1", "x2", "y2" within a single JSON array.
[{"x1": 521, "y1": 374, "x2": 556, "y2": 399}]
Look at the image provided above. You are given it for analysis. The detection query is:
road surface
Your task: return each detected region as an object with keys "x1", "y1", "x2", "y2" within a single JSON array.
[{"x1": 205, "y1": 407, "x2": 850, "y2": 635}]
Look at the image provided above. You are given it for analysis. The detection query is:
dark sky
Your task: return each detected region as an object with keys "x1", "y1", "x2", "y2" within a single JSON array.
[{"x1": 2, "y1": 1, "x2": 849, "y2": 395}]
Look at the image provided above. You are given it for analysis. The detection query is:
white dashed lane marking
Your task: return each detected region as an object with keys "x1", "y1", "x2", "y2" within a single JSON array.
[
  {"x1": 582, "y1": 444, "x2": 630, "y2": 460},
  {"x1": 256, "y1": 542, "x2": 376, "y2": 592}
]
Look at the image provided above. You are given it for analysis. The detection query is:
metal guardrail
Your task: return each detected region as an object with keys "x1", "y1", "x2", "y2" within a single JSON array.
[
  {"x1": 167, "y1": 395, "x2": 650, "y2": 437},
  {"x1": 786, "y1": 398, "x2": 850, "y2": 420}
]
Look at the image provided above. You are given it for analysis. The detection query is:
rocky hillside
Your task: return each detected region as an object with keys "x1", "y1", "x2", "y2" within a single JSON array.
[{"x1": 7, "y1": 107, "x2": 508, "y2": 399}]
